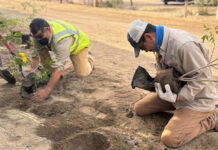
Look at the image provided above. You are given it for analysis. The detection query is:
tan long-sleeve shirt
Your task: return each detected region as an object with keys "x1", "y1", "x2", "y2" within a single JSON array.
[
  {"x1": 156, "y1": 27, "x2": 217, "y2": 112},
  {"x1": 32, "y1": 33, "x2": 75, "y2": 71}
]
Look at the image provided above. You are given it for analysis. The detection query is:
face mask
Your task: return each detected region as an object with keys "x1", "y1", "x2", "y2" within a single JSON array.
[{"x1": 39, "y1": 38, "x2": 49, "y2": 45}]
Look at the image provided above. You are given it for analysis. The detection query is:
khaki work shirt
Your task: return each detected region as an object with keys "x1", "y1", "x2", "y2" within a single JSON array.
[
  {"x1": 32, "y1": 32, "x2": 75, "y2": 71},
  {"x1": 156, "y1": 27, "x2": 217, "y2": 112}
]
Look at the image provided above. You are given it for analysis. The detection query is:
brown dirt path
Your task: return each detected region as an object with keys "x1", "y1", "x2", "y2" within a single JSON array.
[{"x1": 1, "y1": 0, "x2": 217, "y2": 74}]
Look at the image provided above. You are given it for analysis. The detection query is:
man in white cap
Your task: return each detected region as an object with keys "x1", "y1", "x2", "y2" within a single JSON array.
[{"x1": 127, "y1": 20, "x2": 218, "y2": 148}]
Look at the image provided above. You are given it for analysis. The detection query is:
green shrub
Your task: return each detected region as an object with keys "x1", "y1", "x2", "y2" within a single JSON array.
[
  {"x1": 102, "y1": 0, "x2": 123, "y2": 8},
  {"x1": 208, "y1": 0, "x2": 218, "y2": 6},
  {"x1": 195, "y1": 0, "x2": 218, "y2": 6},
  {"x1": 196, "y1": 0, "x2": 209, "y2": 15},
  {"x1": 102, "y1": 0, "x2": 113, "y2": 8}
]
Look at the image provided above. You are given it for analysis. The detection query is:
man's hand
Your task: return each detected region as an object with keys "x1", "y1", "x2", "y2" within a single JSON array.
[
  {"x1": 32, "y1": 70, "x2": 63, "y2": 102},
  {"x1": 33, "y1": 88, "x2": 50, "y2": 102},
  {"x1": 155, "y1": 83, "x2": 177, "y2": 103}
]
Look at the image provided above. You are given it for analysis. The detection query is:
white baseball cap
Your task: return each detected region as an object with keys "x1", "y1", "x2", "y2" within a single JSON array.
[{"x1": 127, "y1": 20, "x2": 148, "y2": 57}]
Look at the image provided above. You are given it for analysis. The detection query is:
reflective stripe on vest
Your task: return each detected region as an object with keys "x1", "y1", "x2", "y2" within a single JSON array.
[{"x1": 52, "y1": 20, "x2": 80, "y2": 53}]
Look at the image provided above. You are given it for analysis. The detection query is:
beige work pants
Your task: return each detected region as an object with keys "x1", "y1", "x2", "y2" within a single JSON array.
[
  {"x1": 70, "y1": 48, "x2": 94, "y2": 77},
  {"x1": 134, "y1": 93, "x2": 216, "y2": 148}
]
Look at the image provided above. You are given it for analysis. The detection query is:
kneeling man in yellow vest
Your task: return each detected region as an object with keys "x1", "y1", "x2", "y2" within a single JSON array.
[{"x1": 30, "y1": 18, "x2": 94, "y2": 101}]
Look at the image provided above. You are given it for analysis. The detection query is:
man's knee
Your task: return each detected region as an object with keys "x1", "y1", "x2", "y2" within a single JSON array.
[
  {"x1": 134, "y1": 102, "x2": 142, "y2": 115},
  {"x1": 161, "y1": 130, "x2": 182, "y2": 148},
  {"x1": 74, "y1": 60, "x2": 93, "y2": 78},
  {"x1": 76, "y1": 72, "x2": 89, "y2": 78},
  {"x1": 134, "y1": 101, "x2": 149, "y2": 116},
  {"x1": 75, "y1": 67, "x2": 93, "y2": 77}
]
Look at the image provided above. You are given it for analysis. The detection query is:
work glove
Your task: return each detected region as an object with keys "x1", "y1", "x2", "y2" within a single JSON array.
[{"x1": 155, "y1": 83, "x2": 177, "y2": 103}]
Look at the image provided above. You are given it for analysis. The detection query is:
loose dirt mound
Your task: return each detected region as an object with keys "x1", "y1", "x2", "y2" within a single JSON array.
[{"x1": 54, "y1": 132, "x2": 110, "y2": 150}]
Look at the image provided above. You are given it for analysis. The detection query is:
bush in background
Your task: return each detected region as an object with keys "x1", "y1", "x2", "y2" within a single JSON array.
[{"x1": 102, "y1": 0, "x2": 123, "y2": 8}]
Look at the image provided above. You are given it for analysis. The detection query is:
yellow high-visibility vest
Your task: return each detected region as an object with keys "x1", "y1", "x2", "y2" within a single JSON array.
[{"x1": 48, "y1": 20, "x2": 90, "y2": 55}]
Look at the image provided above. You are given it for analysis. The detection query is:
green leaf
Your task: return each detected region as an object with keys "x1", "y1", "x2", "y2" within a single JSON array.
[
  {"x1": 13, "y1": 31, "x2": 23, "y2": 37},
  {"x1": 203, "y1": 24, "x2": 210, "y2": 31},
  {"x1": 202, "y1": 35, "x2": 208, "y2": 42},
  {"x1": 6, "y1": 29, "x2": 11, "y2": 35},
  {"x1": 209, "y1": 37, "x2": 214, "y2": 42}
]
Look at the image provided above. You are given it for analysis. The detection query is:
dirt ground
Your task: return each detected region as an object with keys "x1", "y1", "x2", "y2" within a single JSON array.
[{"x1": 0, "y1": 0, "x2": 218, "y2": 150}]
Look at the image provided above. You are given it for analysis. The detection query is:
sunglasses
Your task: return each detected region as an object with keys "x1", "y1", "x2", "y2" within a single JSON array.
[
  {"x1": 127, "y1": 34, "x2": 147, "y2": 51},
  {"x1": 139, "y1": 36, "x2": 146, "y2": 50}
]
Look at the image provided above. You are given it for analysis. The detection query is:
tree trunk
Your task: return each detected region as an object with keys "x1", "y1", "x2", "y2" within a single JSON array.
[
  {"x1": 93, "y1": 0, "x2": 95, "y2": 7},
  {"x1": 216, "y1": 4, "x2": 218, "y2": 20},
  {"x1": 95, "y1": 0, "x2": 102, "y2": 7},
  {"x1": 130, "y1": 0, "x2": 133, "y2": 7},
  {"x1": 184, "y1": 0, "x2": 188, "y2": 17}
]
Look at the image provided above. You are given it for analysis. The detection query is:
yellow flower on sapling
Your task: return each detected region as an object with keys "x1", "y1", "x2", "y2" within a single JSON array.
[
  {"x1": 18, "y1": 53, "x2": 25, "y2": 57},
  {"x1": 18, "y1": 52, "x2": 28, "y2": 63},
  {"x1": 22, "y1": 57, "x2": 28, "y2": 63}
]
